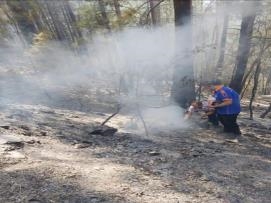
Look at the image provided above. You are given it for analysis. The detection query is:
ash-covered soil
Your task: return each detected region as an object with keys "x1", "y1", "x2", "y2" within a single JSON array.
[{"x1": 0, "y1": 103, "x2": 270, "y2": 203}]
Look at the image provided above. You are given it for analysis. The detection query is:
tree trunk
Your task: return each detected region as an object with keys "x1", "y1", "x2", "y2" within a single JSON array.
[
  {"x1": 240, "y1": 58, "x2": 258, "y2": 99},
  {"x1": 98, "y1": 0, "x2": 111, "y2": 32},
  {"x1": 63, "y1": 1, "x2": 87, "y2": 53},
  {"x1": 112, "y1": 0, "x2": 122, "y2": 29},
  {"x1": 37, "y1": 2, "x2": 56, "y2": 39},
  {"x1": 215, "y1": 14, "x2": 229, "y2": 79},
  {"x1": 45, "y1": 1, "x2": 66, "y2": 41},
  {"x1": 241, "y1": 58, "x2": 258, "y2": 89},
  {"x1": 61, "y1": 5, "x2": 76, "y2": 44},
  {"x1": 264, "y1": 69, "x2": 271, "y2": 94},
  {"x1": 260, "y1": 103, "x2": 271, "y2": 118},
  {"x1": 63, "y1": 1, "x2": 83, "y2": 39},
  {"x1": 230, "y1": 11, "x2": 256, "y2": 94},
  {"x1": 149, "y1": 0, "x2": 161, "y2": 26},
  {"x1": 171, "y1": 0, "x2": 195, "y2": 108},
  {"x1": 113, "y1": 0, "x2": 121, "y2": 20},
  {"x1": 240, "y1": 69, "x2": 254, "y2": 100},
  {"x1": 6, "y1": 0, "x2": 38, "y2": 42},
  {"x1": 249, "y1": 59, "x2": 261, "y2": 120},
  {"x1": 261, "y1": 73, "x2": 265, "y2": 95}
]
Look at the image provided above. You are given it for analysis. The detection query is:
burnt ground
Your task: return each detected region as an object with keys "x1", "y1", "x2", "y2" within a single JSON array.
[{"x1": 0, "y1": 103, "x2": 270, "y2": 203}]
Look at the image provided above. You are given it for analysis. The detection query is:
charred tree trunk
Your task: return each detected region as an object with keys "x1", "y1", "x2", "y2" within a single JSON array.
[
  {"x1": 171, "y1": 0, "x2": 195, "y2": 108},
  {"x1": 249, "y1": 59, "x2": 261, "y2": 120},
  {"x1": 216, "y1": 14, "x2": 229, "y2": 79},
  {"x1": 240, "y1": 58, "x2": 258, "y2": 99},
  {"x1": 230, "y1": 12, "x2": 256, "y2": 94},
  {"x1": 241, "y1": 69, "x2": 254, "y2": 100},
  {"x1": 241, "y1": 39, "x2": 267, "y2": 99},
  {"x1": 241, "y1": 58, "x2": 258, "y2": 89}
]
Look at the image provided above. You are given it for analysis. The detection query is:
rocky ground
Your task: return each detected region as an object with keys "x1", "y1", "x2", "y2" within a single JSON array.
[{"x1": 0, "y1": 102, "x2": 270, "y2": 203}]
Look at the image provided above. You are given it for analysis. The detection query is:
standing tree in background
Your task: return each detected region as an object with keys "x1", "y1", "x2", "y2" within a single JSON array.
[
  {"x1": 149, "y1": 0, "x2": 161, "y2": 26},
  {"x1": 62, "y1": 1, "x2": 83, "y2": 41},
  {"x1": 98, "y1": 0, "x2": 111, "y2": 32},
  {"x1": 6, "y1": 0, "x2": 40, "y2": 42},
  {"x1": 230, "y1": 2, "x2": 257, "y2": 94},
  {"x1": 171, "y1": 0, "x2": 195, "y2": 108},
  {"x1": 216, "y1": 14, "x2": 229, "y2": 79},
  {"x1": 113, "y1": 0, "x2": 121, "y2": 18}
]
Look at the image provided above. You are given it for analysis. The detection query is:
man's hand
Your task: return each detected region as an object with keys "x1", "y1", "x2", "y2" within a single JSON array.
[
  {"x1": 208, "y1": 104, "x2": 216, "y2": 110},
  {"x1": 201, "y1": 114, "x2": 207, "y2": 119},
  {"x1": 211, "y1": 99, "x2": 232, "y2": 108}
]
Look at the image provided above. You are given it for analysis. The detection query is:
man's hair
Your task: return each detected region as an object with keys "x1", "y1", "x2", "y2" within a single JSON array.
[
  {"x1": 200, "y1": 79, "x2": 222, "y2": 86},
  {"x1": 209, "y1": 79, "x2": 222, "y2": 86}
]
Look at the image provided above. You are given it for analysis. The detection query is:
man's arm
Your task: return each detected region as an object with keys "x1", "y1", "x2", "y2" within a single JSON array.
[
  {"x1": 211, "y1": 89, "x2": 232, "y2": 108},
  {"x1": 212, "y1": 99, "x2": 232, "y2": 108}
]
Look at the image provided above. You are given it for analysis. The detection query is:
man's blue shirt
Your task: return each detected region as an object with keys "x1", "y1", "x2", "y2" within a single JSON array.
[{"x1": 214, "y1": 86, "x2": 241, "y2": 115}]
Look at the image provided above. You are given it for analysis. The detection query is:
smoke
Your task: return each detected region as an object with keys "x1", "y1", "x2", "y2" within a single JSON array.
[
  {"x1": 0, "y1": 0, "x2": 261, "y2": 132},
  {"x1": 0, "y1": 25, "x2": 191, "y2": 132}
]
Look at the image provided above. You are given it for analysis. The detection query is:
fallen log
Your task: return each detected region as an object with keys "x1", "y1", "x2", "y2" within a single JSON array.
[{"x1": 89, "y1": 125, "x2": 118, "y2": 136}]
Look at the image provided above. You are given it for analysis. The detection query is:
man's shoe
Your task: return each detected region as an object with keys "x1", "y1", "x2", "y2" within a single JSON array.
[
  {"x1": 225, "y1": 138, "x2": 239, "y2": 143},
  {"x1": 210, "y1": 124, "x2": 220, "y2": 129}
]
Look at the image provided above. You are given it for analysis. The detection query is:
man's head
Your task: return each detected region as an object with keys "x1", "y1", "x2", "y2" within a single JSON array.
[
  {"x1": 204, "y1": 79, "x2": 223, "y2": 91},
  {"x1": 201, "y1": 79, "x2": 222, "y2": 93}
]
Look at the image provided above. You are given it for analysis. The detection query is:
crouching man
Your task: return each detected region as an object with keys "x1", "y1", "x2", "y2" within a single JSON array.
[
  {"x1": 184, "y1": 101, "x2": 201, "y2": 120},
  {"x1": 208, "y1": 80, "x2": 241, "y2": 137}
]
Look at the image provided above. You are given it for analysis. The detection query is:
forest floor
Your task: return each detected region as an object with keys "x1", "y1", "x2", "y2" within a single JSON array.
[{"x1": 0, "y1": 100, "x2": 270, "y2": 203}]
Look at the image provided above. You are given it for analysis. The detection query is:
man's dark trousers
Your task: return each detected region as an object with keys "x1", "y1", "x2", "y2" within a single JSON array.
[
  {"x1": 208, "y1": 112, "x2": 219, "y2": 126},
  {"x1": 218, "y1": 114, "x2": 241, "y2": 135}
]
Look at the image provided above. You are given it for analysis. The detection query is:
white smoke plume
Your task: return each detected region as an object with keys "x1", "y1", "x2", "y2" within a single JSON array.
[{"x1": 1, "y1": 0, "x2": 260, "y2": 132}]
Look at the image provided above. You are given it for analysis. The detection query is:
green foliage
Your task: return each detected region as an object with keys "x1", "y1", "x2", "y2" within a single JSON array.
[
  {"x1": 0, "y1": 10, "x2": 8, "y2": 39},
  {"x1": 5, "y1": 0, "x2": 40, "y2": 42},
  {"x1": 111, "y1": 7, "x2": 138, "y2": 28},
  {"x1": 77, "y1": 4, "x2": 100, "y2": 33},
  {"x1": 28, "y1": 32, "x2": 50, "y2": 56},
  {"x1": 77, "y1": 1, "x2": 142, "y2": 33},
  {"x1": 32, "y1": 32, "x2": 51, "y2": 46}
]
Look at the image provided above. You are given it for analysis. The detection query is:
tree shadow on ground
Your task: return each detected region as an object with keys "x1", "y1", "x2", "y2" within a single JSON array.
[
  {"x1": 74, "y1": 128, "x2": 271, "y2": 203},
  {"x1": 1, "y1": 104, "x2": 271, "y2": 203},
  {"x1": 0, "y1": 167, "x2": 127, "y2": 203}
]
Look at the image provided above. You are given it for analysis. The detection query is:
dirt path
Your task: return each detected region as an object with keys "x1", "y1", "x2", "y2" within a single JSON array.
[{"x1": 0, "y1": 104, "x2": 270, "y2": 203}]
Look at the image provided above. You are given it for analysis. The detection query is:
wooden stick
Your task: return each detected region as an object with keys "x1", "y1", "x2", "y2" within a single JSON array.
[
  {"x1": 101, "y1": 104, "x2": 121, "y2": 126},
  {"x1": 136, "y1": 103, "x2": 149, "y2": 136}
]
